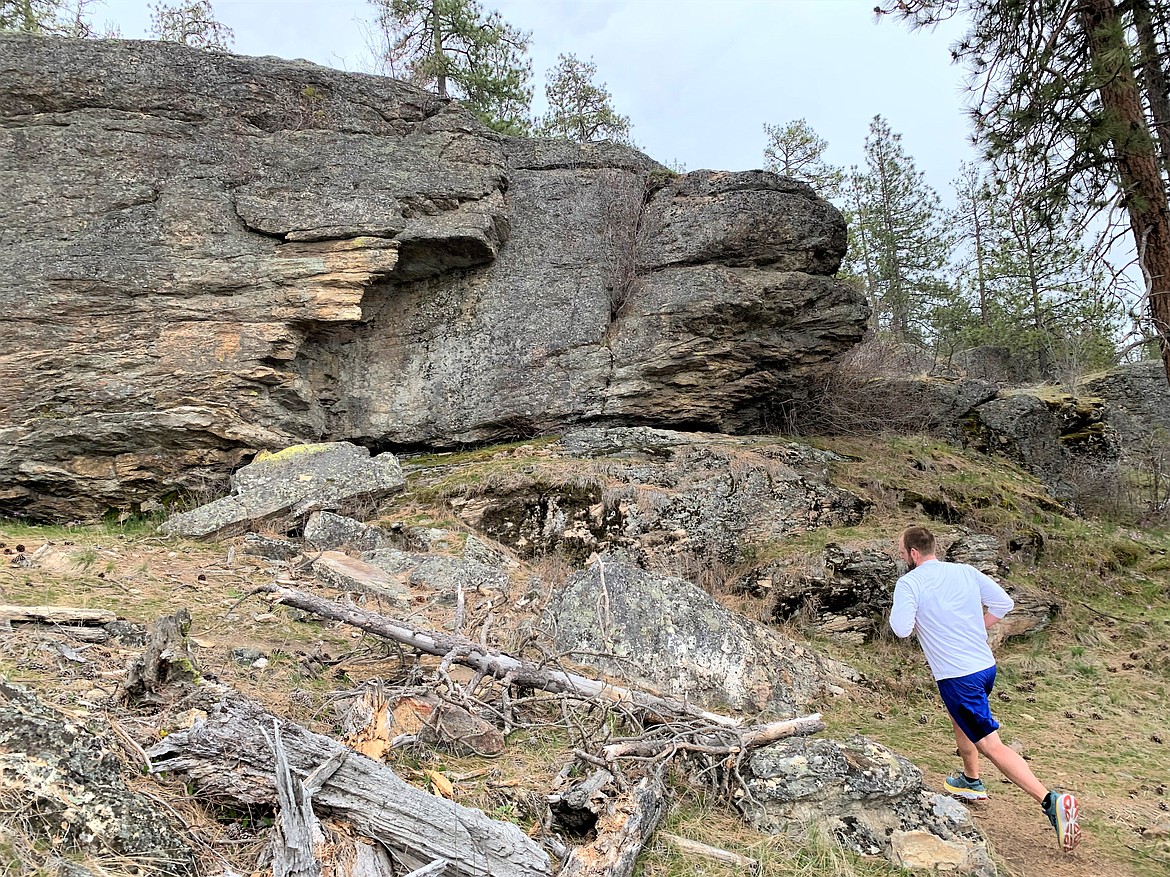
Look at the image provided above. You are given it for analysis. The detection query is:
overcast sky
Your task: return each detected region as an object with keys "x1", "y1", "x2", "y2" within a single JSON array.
[{"x1": 97, "y1": 0, "x2": 977, "y2": 200}]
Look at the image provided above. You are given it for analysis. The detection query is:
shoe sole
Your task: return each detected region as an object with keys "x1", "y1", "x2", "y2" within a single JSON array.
[
  {"x1": 944, "y1": 779, "x2": 988, "y2": 800},
  {"x1": 1055, "y1": 793, "x2": 1082, "y2": 853}
]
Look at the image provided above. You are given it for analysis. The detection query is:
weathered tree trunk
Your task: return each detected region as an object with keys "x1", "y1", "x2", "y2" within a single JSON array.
[
  {"x1": 1082, "y1": 0, "x2": 1170, "y2": 381},
  {"x1": 268, "y1": 719, "x2": 330, "y2": 877},
  {"x1": 145, "y1": 692, "x2": 552, "y2": 877},
  {"x1": 0, "y1": 604, "x2": 116, "y2": 624},
  {"x1": 554, "y1": 772, "x2": 667, "y2": 877},
  {"x1": 123, "y1": 609, "x2": 200, "y2": 704},
  {"x1": 258, "y1": 584, "x2": 741, "y2": 728}
]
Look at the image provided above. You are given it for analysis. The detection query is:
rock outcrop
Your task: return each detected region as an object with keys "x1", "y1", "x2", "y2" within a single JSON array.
[
  {"x1": 0, "y1": 35, "x2": 868, "y2": 519},
  {"x1": 446, "y1": 428, "x2": 869, "y2": 567},
  {"x1": 0, "y1": 680, "x2": 197, "y2": 874}
]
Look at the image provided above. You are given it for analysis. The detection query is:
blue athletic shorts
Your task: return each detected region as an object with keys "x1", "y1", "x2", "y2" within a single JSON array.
[{"x1": 937, "y1": 665, "x2": 1000, "y2": 743}]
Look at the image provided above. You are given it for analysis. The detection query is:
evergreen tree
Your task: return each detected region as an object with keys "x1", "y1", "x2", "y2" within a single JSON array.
[
  {"x1": 878, "y1": 0, "x2": 1170, "y2": 384},
  {"x1": 536, "y1": 53, "x2": 632, "y2": 144},
  {"x1": 148, "y1": 0, "x2": 233, "y2": 51},
  {"x1": 762, "y1": 118, "x2": 844, "y2": 197},
  {"x1": 956, "y1": 173, "x2": 1119, "y2": 375},
  {"x1": 850, "y1": 115, "x2": 955, "y2": 344},
  {"x1": 2, "y1": 0, "x2": 112, "y2": 36},
  {"x1": 368, "y1": 0, "x2": 532, "y2": 135}
]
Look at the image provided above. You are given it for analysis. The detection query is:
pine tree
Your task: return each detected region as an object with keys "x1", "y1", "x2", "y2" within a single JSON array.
[
  {"x1": 878, "y1": 0, "x2": 1170, "y2": 384},
  {"x1": 762, "y1": 119, "x2": 844, "y2": 198},
  {"x1": 367, "y1": 0, "x2": 532, "y2": 135},
  {"x1": 851, "y1": 115, "x2": 955, "y2": 344},
  {"x1": 536, "y1": 53, "x2": 632, "y2": 144},
  {"x1": 148, "y1": 0, "x2": 233, "y2": 51},
  {"x1": 2, "y1": 0, "x2": 111, "y2": 36}
]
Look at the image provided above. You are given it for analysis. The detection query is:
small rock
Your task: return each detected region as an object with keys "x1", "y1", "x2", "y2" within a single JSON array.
[
  {"x1": 231, "y1": 647, "x2": 264, "y2": 665},
  {"x1": 890, "y1": 829, "x2": 968, "y2": 871}
]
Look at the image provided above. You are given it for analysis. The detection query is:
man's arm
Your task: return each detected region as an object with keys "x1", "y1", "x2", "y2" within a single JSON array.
[
  {"x1": 889, "y1": 580, "x2": 917, "y2": 638},
  {"x1": 974, "y1": 568, "x2": 1013, "y2": 625}
]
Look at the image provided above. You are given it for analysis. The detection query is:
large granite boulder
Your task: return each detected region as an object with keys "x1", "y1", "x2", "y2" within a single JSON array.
[
  {"x1": 543, "y1": 557, "x2": 856, "y2": 716},
  {"x1": 0, "y1": 35, "x2": 869, "y2": 519}
]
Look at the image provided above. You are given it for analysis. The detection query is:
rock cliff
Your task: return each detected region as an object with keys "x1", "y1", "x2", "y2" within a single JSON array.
[{"x1": 0, "y1": 35, "x2": 868, "y2": 519}]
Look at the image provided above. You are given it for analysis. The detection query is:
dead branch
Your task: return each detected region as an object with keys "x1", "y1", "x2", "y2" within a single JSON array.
[
  {"x1": 0, "y1": 604, "x2": 116, "y2": 624},
  {"x1": 599, "y1": 714, "x2": 823, "y2": 762},
  {"x1": 657, "y1": 833, "x2": 758, "y2": 872},
  {"x1": 256, "y1": 583, "x2": 741, "y2": 729}
]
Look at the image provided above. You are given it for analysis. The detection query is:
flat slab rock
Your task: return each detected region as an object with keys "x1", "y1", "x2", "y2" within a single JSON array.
[{"x1": 159, "y1": 442, "x2": 403, "y2": 538}]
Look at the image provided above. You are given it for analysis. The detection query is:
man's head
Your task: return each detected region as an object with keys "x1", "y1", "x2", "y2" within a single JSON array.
[{"x1": 899, "y1": 525, "x2": 937, "y2": 570}]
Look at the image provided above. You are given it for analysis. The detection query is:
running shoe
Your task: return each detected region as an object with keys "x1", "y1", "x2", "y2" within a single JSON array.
[
  {"x1": 1043, "y1": 791, "x2": 1082, "y2": 853},
  {"x1": 944, "y1": 772, "x2": 989, "y2": 800}
]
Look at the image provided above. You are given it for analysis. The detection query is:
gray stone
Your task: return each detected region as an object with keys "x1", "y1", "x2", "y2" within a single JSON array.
[
  {"x1": 240, "y1": 533, "x2": 302, "y2": 561},
  {"x1": 738, "y1": 735, "x2": 995, "y2": 876},
  {"x1": 965, "y1": 390, "x2": 1116, "y2": 492},
  {"x1": 0, "y1": 35, "x2": 868, "y2": 519},
  {"x1": 304, "y1": 511, "x2": 386, "y2": 552},
  {"x1": 0, "y1": 681, "x2": 197, "y2": 873},
  {"x1": 158, "y1": 443, "x2": 403, "y2": 539},
  {"x1": 453, "y1": 432, "x2": 867, "y2": 568},
  {"x1": 1080, "y1": 360, "x2": 1170, "y2": 446},
  {"x1": 770, "y1": 543, "x2": 899, "y2": 643},
  {"x1": 363, "y1": 549, "x2": 508, "y2": 599},
  {"x1": 311, "y1": 551, "x2": 411, "y2": 605},
  {"x1": 461, "y1": 534, "x2": 515, "y2": 569},
  {"x1": 543, "y1": 557, "x2": 855, "y2": 716}
]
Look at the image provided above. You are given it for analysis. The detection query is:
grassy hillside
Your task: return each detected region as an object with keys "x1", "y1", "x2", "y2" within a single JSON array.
[{"x1": 1, "y1": 434, "x2": 1167, "y2": 877}]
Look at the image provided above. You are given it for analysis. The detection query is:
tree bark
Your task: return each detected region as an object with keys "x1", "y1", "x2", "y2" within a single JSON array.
[
  {"x1": 0, "y1": 605, "x2": 116, "y2": 624},
  {"x1": 1133, "y1": 0, "x2": 1170, "y2": 182},
  {"x1": 1082, "y1": 0, "x2": 1170, "y2": 381},
  {"x1": 145, "y1": 692, "x2": 552, "y2": 877},
  {"x1": 257, "y1": 584, "x2": 742, "y2": 729},
  {"x1": 554, "y1": 772, "x2": 667, "y2": 877}
]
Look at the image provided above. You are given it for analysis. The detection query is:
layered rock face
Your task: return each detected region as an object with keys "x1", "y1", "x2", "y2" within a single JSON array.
[{"x1": 0, "y1": 35, "x2": 868, "y2": 519}]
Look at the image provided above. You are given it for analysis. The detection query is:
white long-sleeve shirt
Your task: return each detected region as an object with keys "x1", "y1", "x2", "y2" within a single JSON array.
[{"x1": 889, "y1": 558, "x2": 1014, "y2": 681}]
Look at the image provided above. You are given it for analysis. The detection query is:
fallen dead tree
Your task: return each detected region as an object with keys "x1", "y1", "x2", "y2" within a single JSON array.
[
  {"x1": 255, "y1": 583, "x2": 740, "y2": 728},
  {"x1": 145, "y1": 692, "x2": 552, "y2": 877}
]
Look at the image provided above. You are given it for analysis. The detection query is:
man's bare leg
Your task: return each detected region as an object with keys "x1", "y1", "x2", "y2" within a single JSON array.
[
  {"x1": 952, "y1": 717, "x2": 981, "y2": 779},
  {"x1": 972, "y1": 730, "x2": 1048, "y2": 803}
]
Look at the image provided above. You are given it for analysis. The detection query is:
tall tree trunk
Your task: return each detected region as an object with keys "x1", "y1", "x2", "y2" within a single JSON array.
[
  {"x1": 1133, "y1": 0, "x2": 1170, "y2": 182},
  {"x1": 431, "y1": 2, "x2": 447, "y2": 97},
  {"x1": 1082, "y1": 0, "x2": 1170, "y2": 383}
]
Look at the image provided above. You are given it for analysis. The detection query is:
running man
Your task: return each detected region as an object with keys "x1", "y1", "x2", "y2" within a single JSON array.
[{"x1": 889, "y1": 525, "x2": 1081, "y2": 853}]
